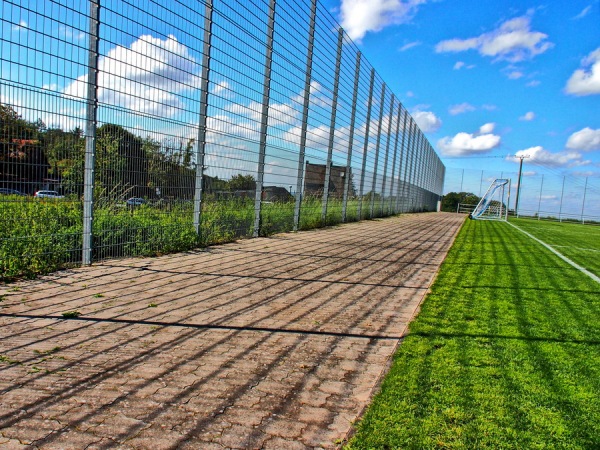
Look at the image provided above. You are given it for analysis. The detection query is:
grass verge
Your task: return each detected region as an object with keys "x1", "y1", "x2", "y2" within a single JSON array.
[{"x1": 346, "y1": 219, "x2": 600, "y2": 449}]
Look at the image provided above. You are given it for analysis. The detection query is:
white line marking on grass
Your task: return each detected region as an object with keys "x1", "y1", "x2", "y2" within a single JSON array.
[
  {"x1": 553, "y1": 246, "x2": 600, "y2": 253},
  {"x1": 507, "y1": 222, "x2": 600, "y2": 284}
]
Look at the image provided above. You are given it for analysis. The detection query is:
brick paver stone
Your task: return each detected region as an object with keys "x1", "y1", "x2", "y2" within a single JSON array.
[{"x1": 0, "y1": 213, "x2": 464, "y2": 449}]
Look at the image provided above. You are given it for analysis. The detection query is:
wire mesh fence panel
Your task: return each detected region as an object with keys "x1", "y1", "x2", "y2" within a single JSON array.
[
  {"x1": 444, "y1": 167, "x2": 600, "y2": 223},
  {"x1": 1, "y1": 0, "x2": 445, "y2": 280},
  {"x1": 1, "y1": 0, "x2": 90, "y2": 278}
]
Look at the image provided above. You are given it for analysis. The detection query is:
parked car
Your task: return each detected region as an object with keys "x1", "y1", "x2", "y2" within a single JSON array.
[
  {"x1": 0, "y1": 188, "x2": 24, "y2": 195},
  {"x1": 126, "y1": 197, "x2": 145, "y2": 206},
  {"x1": 34, "y1": 190, "x2": 64, "y2": 199}
]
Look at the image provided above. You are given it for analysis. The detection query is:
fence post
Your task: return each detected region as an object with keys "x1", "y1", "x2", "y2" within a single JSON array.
[
  {"x1": 380, "y1": 94, "x2": 394, "y2": 217},
  {"x1": 537, "y1": 174, "x2": 544, "y2": 219},
  {"x1": 254, "y1": 0, "x2": 277, "y2": 237},
  {"x1": 408, "y1": 123, "x2": 419, "y2": 211},
  {"x1": 581, "y1": 176, "x2": 588, "y2": 224},
  {"x1": 369, "y1": 83, "x2": 385, "y2": 218},
  {"x1": 412, "y1": 131, "x2": 421, "y2": 210},
  {"x1": 388, "y1": 100, "x2": 400, "y2": 214},
  {"x1": 479, "y1": 169, "x2": 484, "y2": 196},
  {"x1": 403, "y1": 121, "x2": 414, "y2": 211},
  {"x1": 193, "y1": 0, "x2": 214, "y2": 237},
  {"x1": 417, "y1": 132, "x2": 425, "y2": 209},
  {"x1": 426, "y1": 145, "x2": 433, "y2": 208},
  {"x1": 357, "y1": 68, "x2": 375, "y2": 220},
  {"x1": 440, "y1": 165, "x2": 446, "y2": 202},
  {"x1": 342, "y1": 49, "x2": 361, "y2": 223},
  {"x1": 321, "y1": 27, "x2": 344, "y2": 224},
  {"x1": 293, "y1": 0, "x2": 317, "y2": 232},
  {"x1": 395, "y1": 109, "x2": 408, "y2": 213},
  {"x1": 558, "y1": 175, "x2": 565, "y2": 222},
  {"x1": 400, "y1": 115, "x2": 413, "y2": 212},
  {"x1": 82, "y1": 0, "x2": 100, "y2": 266}
]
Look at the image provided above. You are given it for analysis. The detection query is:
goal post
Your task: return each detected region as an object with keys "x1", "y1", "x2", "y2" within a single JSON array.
[{"x1": 470, "y1": 178, "x2": 510, "y2": 221}]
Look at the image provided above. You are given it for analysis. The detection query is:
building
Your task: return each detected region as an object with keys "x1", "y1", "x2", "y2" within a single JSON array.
[{"x1": 303, "y1": 162, "x2": 352, "y2": 198}]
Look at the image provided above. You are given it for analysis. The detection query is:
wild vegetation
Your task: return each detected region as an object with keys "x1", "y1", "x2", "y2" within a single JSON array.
[{"x1": 0, "y1": 194, "x2": 383, "y2": 281}]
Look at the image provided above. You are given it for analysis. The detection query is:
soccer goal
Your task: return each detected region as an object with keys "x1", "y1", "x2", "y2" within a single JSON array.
[{"x1": 470, "y1": 178, "x2": 510, "y2": 220}]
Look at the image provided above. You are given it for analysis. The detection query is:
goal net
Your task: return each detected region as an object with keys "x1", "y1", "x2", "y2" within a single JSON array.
[{"x1": 470, "y1": 178, "x2": 510, "y2": 220}]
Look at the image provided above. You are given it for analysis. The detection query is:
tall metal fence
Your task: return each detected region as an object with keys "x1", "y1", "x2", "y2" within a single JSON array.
[
  {"x1": 445, "y1": 167, "x2": 600, "y2": 223},
  {"x1": 0, "y1": 0, "x2": 444, "y2": 280}
]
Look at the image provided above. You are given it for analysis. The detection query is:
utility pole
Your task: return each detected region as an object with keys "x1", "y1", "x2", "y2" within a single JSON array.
[{"x1": 514, "y1": 155, "x2": 529, "y2": 217}]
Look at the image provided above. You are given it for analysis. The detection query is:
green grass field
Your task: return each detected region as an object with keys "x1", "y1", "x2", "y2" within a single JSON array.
[
  {"x1": 347, "y1": 218, "x2": 600, "y2": 449},
  {"x1": 510, "y1": 218, "x2": 600, "y2": 278}
]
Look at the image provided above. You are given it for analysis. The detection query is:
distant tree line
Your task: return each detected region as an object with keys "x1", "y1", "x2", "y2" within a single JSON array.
[
  {"x1": 441, "y1": 192, "x2": 480, "y2": 212},
  {"x1": 442, "y1": 191, "x2": 509, "y2": 214}
]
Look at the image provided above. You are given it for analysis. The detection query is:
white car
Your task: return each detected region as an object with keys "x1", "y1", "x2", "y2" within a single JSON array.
[{"x1": 34, "y1": 190, "x2": 64, "y2": 199}]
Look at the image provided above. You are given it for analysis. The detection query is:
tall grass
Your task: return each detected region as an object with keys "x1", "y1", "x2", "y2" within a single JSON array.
[{"x1": 1, "y1": 196, "x2": 368, "y2": 280}]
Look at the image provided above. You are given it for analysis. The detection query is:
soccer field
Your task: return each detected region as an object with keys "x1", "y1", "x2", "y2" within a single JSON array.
[
  {"x1": 510, "y1": 218, "x2": 600, "y2": 278},
  {"x1": 347, "y1": 218, "x2": 600, "y2": 449}
]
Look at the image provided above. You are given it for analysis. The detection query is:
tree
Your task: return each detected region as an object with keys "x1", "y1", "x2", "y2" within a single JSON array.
[
  {"x1": 94, "y1": 124, "x2": 152, "y2": 198},
  {"x1": 1, "y1": 104, "x2": 49, "y2": 192},
  {"x1": 43, "y1": 128, "x2": 85, "y2": 194},
  {"x1": 441, "y1": 192, "x2": 480, "y2": 212},
  {"x1": 227, "y1": 174, "x2": 256, "y2": 191}
]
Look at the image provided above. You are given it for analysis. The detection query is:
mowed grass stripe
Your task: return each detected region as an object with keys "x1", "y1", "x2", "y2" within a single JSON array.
[
  {"x1": 507, "y1": 221, "x2": 600, "y2": 284},
  {"x1": 510, "y1": 218, "x2": 600, "y2": 278},
  {"x1": 346, "y1": 219, "x2": 600, "y2": 450}
]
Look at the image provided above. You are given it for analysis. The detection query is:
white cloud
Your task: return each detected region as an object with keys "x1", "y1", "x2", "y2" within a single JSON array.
[
  {"x1": 507, "y1": 70, "x2": 524, "y2": 79},
  {"x1": 573, "y1": 6, "x2": 592, "y2": 20},
  {"x1": 448, "y1": 102, "x2": 475, "y2": 115},
  {"x1": 565, "y1": 47, "x2": 600, "y2": 96},
  {"x1": 512, "y1": 146, "x2": 590, "y2": 168},
  {"x1": 399, "y1": 41, "x2": 421, "y2": 52},
  {"x1": 452, "y1": 61, "x2": 475, "y2": 70},
  {"x1": 526, "y1": 80, "x2": 541, "y2": 87},
  {"x1": 12, "y1": 20, "x2": 27, "y2": 31},
  {"x1": 340, "y1": 0, "x2": 427, "y2": 41},
  {"x1": 412, "y1": 110, "x2": 442, "y2": 133},
  {"x1": 63, "y1": 34, "x2": 199, "y2": 117},
  {"x1": 482, "y1": 104, "x2": 497, "y2": 111},
  {"x1": 435, "y1": 16, "x2": 553, "y2": 62},
  {"x1": 479, "y1": 122, "x2": 495, "y2": 134},
  {"x1": 566, "y1": 127, "x2": 600, "y2": 151},
  {"x1": 59, "y1": 25, "x2": 85, "y2": 41},
  {"x1": 437, "y1": 123, "x2": 500, "y2": 156},
  {"x1": 42, "y1": 83, "x2": 59, "y2": 91},
  {"x1": 210, "y1": 80, "x2": 230, "y2": 96},
  {"x1": 519, "y1": 111, "x2": 535, "y2": 121},
  {"x1": 572, "y1": 170, "x2": 599, "y2": 177}
]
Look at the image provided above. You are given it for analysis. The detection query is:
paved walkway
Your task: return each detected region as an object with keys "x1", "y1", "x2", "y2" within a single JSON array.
[{"x1": 0, "y1": 213, "x2": 464, "y2": 449}]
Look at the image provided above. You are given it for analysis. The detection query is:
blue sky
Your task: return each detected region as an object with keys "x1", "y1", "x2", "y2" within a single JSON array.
[
  {"x1": 320, "y1": 0, "x2": 600, "y2": 188},
  {"x1": 2, "y1": 0, "x2": 598, "y2": 216}
]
